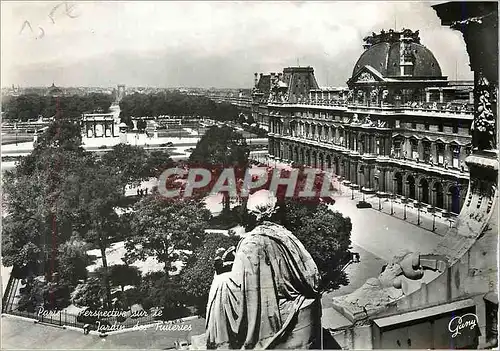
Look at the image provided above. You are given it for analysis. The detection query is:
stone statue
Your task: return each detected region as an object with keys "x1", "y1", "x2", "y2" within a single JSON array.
[
  {"x1": 362, "y1": 114, "x2": 374, "y2": 126},
  {"x1": 351, "y1": 114, "x2": 360, "y2": 124},
  {"x1": 201, "y1": 222, "x2": 321, "y2": 349},
  {"x1": 471, "y1": 73, "x2": 496, "y2": 150},
  {"x1": 378, "y1": 252, "x2": 423, "y2": 289},
  {"x1": 357, "y1": 90, "x2": 364, "y2": 103},
  {"x1": 331, "y1": 251, "x2": 447, "y2": 315},
  {"x1": 382, "y1": 89, "x2": 389, "y2": 103}
]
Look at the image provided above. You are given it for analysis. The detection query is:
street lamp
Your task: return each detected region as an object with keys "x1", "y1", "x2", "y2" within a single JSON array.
[
  {"x1": 401, "y1": 198, "x2": 409, "y2": 220},
  {"x1": 351, "y1": 184, "x2": 355, "y2": 200},
  {"x1": 391, "y1": 177, "x2": 397, "y2": 215},
  {"x1": 390, "y1": 194, "x2": 394, "y2": 215},
  {"x1": 428, "y1": 207, "x2": 437, "y2": 231},
  {"x1": 378, "y1": 194, "x2": 382, "y2": 211},
  {"x1": 417, "y1": 204, "x2": 421, "y2": 225},
  {"x1": 414, "y1": 202, "x2": 423, "y2": 226},
  {"x1": 358, "y1": 165, "x2": 365, "y2": 201}
]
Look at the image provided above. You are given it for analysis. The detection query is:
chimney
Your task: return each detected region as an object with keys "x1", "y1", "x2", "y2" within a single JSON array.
[
  {"x1": 270, "y1": 72, "x2": 276, "y2": 83},
  {"x1": 254, "y1": 72, "x2": 258, "y2": 87}
]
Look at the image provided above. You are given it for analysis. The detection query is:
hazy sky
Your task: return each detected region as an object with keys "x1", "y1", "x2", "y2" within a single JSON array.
[{"x1": 1, "y1": 1, "x2": 473, "y2": 88}]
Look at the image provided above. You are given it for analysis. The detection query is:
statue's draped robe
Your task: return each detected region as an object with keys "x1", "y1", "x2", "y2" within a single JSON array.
[{"x1": 205, "y1": 222, "x2": 321, "y2": 349}]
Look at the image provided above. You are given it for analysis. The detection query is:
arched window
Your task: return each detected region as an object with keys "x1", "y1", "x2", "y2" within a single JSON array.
[
  {"x1": 423, "y1": 140, "x2": 431, "y2": 162},
  {"x1": 436, "y1": 142, "x2": 445, "y2": 165},
  {"x1": 452, "y1": 144, "x2": 461, "y2": 168}
]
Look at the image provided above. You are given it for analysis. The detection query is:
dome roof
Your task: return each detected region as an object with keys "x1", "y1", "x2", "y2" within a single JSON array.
[{"x1": 352, "y1": 30, "x2": 442, "y2": 79}]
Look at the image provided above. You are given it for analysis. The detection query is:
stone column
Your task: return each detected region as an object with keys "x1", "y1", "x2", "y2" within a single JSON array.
[
  {"x1": 403, "y1": 174, "x2": 408, "y2": 197},
  {"x1": 381, "y1": 168, "x2": 386, "y2": 192},
  {"x1": 444, "y1": 185, "x2": 451, "y2": 212},
  {"x1": 366, "y1": 165, "x2": 372, "y2": 188},
  {"x1": 387, "y1": 169, "x2": 393, "y2": 193},
  {"x1": 417, "y1": 182, "x2": 422, "y2": 202},
  {"x1": 444, "y1": 144, "x2": 451, "y2": 166},
  {"x1": 418, "y1": 140, "x2": 423, "y2": 161}
]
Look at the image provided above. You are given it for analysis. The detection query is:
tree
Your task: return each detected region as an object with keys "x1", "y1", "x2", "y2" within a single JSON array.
[
  {"x1": 118, "y1": 91, "x2": 242, "y2": 123},
  {"x1": 109, "y1": 264, "x2": 141, "y2": 292},
  {"x1": 146, "y1": 150, "x2": 174, "y2": 178},
  {"x1": 125, "y1": 196, "x2": 211, "y2": 278},
  {"x1": 57, "y1": 234, "x2": 91, "y2": 287},
  {"x1": 273, "y1": 202, "x2": 352, "y2": 292},
  {"x1": 2, "y1": 121, "x2": 95, "y2": 280},
  {"x1": 189, "y1": 126, "x2": 250, "y2": 214},
  {"x1": 140, "y1": 272, "x2": 188, "y2": 320},
  {"x1": 189, "y1": 126, "x2": 249, "y2": 166},
  {"x1": 77, "y1": 163, "x2": 124, "y2": 308},
  {"x1": 2, "y1": 93, "x2": 113, "y2": 122},
  {"x1": 35, "y1": 120, "x2": 83, "y2": 151},
  {"x1": 101, "y1": 144, "x2": 149, "y2": 192},
  {"x1": 180, "y1": 232, "x2": 241, "y2": 315},
  {"x1": 136, "y1": 119, "x2": 147, "y2": 131},
  {"x1": 72, "y1": 278, "x2": 107, "y2": 309},
  {"x1": 2, "y1": 119, "x2": 127, "y2": 309}
]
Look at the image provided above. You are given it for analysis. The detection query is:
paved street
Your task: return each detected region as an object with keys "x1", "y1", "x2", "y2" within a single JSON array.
[
  {"x1": 321, "y1": 186, "x2": 444, "y2": 309},
  {"x1": 1, "y1": 315, "x2": 206, "y2": 350},
  {"x1": 328, "y1": 194, "x2": 442, "y2": 262}
]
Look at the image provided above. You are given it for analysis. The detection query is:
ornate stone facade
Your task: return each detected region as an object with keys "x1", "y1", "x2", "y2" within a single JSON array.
[{"x1": 259, "y1": 30, "x2": 473, "y2": 215}]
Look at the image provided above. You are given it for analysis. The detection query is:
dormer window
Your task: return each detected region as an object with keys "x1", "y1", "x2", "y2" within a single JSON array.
[{"x1": 404, "y1": 65, "x2": 414, "y2": 76}]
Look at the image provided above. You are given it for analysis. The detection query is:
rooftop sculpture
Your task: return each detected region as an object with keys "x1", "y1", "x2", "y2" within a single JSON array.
[{"x1": 362, "y1": 28, "x2": 421, "y2": 49}]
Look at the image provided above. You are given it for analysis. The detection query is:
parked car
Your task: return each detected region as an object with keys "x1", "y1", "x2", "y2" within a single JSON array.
[
  {"x1": 174, "y1": 340, "x2": 189, "y2": 350},
  {"x1": 356, "y1": 201, "x2": 372, "y2": 209}
]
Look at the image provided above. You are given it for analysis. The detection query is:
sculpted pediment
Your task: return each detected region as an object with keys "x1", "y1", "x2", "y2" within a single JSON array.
[
  {"x1": 349, "y1": 65, "x2": 385, "y2": 85},
  {"x1": 356, "y1": 71, "x2": 377, "y2": 83}
]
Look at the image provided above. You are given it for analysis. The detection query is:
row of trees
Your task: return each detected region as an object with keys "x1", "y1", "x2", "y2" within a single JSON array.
[
  {"x1": 2, "y1": 93, "x2": 113, "y2": 122},
  {"x1": 118, "y1": 92, "x2": 241, "y2": 126}
]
